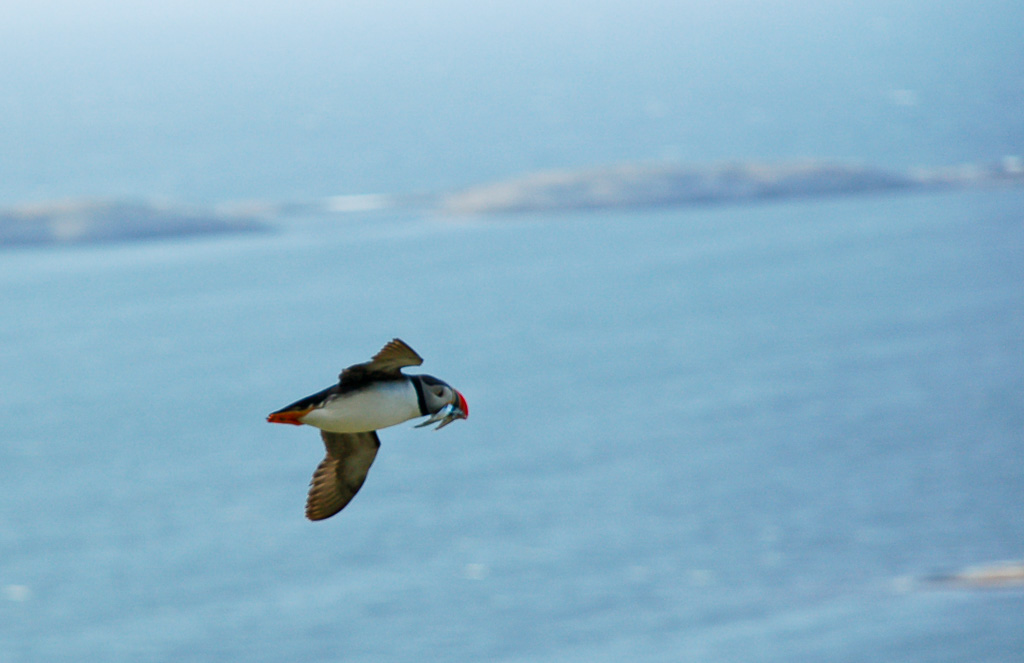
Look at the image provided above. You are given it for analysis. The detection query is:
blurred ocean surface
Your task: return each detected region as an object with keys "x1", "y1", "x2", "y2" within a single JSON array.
[
  {"x1": 1, "y1": 191, "x2": 1022, "y2": 661},
  {"x1": 1, "y1": 2, "x2": 1023, "y2": 660}
]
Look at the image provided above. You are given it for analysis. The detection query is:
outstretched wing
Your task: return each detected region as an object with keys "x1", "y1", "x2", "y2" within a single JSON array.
[
  {"x1": 339, "y1": 338, "x2": 424, "y2": 386},
  {"x1": 305, "y1": 431, "x2": 381, "y2": 521}
]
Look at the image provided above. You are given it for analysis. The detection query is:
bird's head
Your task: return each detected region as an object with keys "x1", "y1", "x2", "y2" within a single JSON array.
[{"x1": 415, "y1": 375, "x2": 468, "y2": 430}]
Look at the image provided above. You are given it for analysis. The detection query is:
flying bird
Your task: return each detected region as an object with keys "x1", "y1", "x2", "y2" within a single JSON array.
[{"x1": 267, "y1": 338, "x2": 468, "y2": 520}]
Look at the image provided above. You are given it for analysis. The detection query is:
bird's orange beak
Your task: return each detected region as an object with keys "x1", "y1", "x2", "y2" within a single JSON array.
[
  {"x1": 455, "y1": 391, "x2": 469, "y2": 419},
  {"x1": 267, "y1": 407, "x2": 313, "y2": 425}
]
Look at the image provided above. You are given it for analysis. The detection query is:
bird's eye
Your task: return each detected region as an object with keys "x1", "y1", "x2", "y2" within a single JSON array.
[{"x1": 433, "y1": 387, "x2": 445, "y2": 398}]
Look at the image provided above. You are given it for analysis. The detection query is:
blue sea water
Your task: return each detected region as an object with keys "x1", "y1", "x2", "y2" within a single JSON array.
[
  {"x1": 1, "y1": 190, "x2": 1022, "y2": 661},
  {"x1": 2, "y1": 2, "x2": 1024, "y2": 660}
]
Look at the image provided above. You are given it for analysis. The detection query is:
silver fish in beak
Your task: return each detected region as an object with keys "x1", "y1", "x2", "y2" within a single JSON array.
[{"x1": 415, "y1": 391, "x2": 469, "y2": 430}]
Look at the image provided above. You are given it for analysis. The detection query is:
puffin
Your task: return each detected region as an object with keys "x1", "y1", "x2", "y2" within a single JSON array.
[{"x1": 267, "y1": 338, "x2": 468, "y2": 520}]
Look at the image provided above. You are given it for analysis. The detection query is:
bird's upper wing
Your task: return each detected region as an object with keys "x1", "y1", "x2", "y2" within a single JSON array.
[
  {"x1": 305, "y1": 431, "x2": 381, "y2": 521},
  {"x1": 339, "y1": 338, "x2": 424, "y2": 385}
]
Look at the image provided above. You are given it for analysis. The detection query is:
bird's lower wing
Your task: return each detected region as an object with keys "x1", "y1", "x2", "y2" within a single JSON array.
[{"x1": 306, "y1": 431, "x2": 381, "y2": 521}]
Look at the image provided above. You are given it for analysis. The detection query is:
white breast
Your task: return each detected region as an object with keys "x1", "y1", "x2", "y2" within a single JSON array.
[{"x1": 299, "y1": 380, "x2": 421, "y2": 433}]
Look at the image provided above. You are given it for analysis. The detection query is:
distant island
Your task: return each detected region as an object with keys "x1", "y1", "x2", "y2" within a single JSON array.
[
  {"x1": 436, "y1": 156, "x2": 1024, "y2": 215},
  {"x1": 919, "y1": 559, "x2": 1024, "y2": 590},
  {"x1": 3, "y1": 156, "x2": 1022, "y2": 246},
  {"x1": 0, "y1": 199, "x2": 265, "y2": 247}
]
